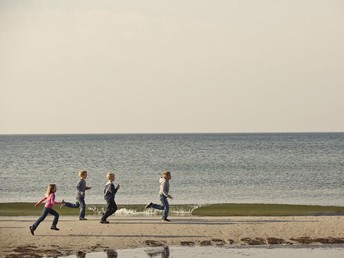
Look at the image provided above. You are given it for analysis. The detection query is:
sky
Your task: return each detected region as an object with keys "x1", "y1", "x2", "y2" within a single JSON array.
[{"x1": 1, "y1": 0, "x2": 344, "y2": 134}]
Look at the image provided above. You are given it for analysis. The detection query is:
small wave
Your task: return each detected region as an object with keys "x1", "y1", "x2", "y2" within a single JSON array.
[{"x1": 87, "y1": 205, "x2": 198, "y2": 216}]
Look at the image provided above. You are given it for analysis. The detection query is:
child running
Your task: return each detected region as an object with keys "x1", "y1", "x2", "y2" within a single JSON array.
[
  {"x1": 29, "y1": 184, "x2": 62, "y2": 235},
  {"x1": 100, "y1": 172, "x2": 120, "y2": 224},
  {"x1": 145, "y1": 170, "x2": 173, "y2": 222},
  {"x1": 60, "y1": 170, "x2": 92, "y2": 220}
]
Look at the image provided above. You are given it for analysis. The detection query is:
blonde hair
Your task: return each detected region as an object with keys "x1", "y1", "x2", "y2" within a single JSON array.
[
  {"x1": 79, "y1": 170, "x2": 87, "y2": 177},
  {"x1": 162, "y1": 170, "x2": 171, "y2": 178},
  {"x1": 107, "y1": 172, "x2": 115, "y2": 180},
  {"x1": 45, "y1": 184, "x2": 56, "y2": 197}
]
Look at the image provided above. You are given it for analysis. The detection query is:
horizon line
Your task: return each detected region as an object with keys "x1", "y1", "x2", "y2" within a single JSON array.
[{"x1": 1, "y1": 131, "x2": 343, "y2": 136}]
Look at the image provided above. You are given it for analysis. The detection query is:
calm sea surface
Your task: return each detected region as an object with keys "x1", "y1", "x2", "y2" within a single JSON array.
[{"x1": 0, "y1": 133, "x2": 343, "y2": 205}]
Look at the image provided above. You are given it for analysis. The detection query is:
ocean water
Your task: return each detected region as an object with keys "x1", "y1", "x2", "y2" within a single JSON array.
[{"x1": 0, "y1": 133, "x2": 343, "y2": 206}]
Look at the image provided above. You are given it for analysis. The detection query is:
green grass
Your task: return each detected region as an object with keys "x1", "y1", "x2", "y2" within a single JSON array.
[
  {"x1": 0, "y1": 203, "x2": 102, "y2": 216},
  {"x1": 191, "y1": 203, "x2": 344, "y2": 216},
  {"x1": 0, "y1": 203, "x2": 195, "y2": 216},
  {"x1": 1, "y1": 203, "x2": 343, "y2": 216}
]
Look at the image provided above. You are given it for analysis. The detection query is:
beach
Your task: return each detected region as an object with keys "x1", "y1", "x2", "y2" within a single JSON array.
[
  {"x1": 1, "y1": 215, "x2": 344, "y2": 257},
  {"x1": 1, "y1": 134, "x2": 343, "y2": 257}
]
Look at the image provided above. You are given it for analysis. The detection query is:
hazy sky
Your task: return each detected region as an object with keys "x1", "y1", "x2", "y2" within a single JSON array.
[{"x1": 1, "y1": 0, "x2": 344, "y2": 134}]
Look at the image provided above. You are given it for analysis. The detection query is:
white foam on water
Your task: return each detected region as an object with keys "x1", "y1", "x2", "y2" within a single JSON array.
[{"x1": 87, "y1": 206, "x2": 199, "y2": 217}]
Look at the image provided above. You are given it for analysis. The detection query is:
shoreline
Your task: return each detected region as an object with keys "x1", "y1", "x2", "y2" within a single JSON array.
[{"x1": 1, "y1": 215, "x2": 343, "y2": 257}]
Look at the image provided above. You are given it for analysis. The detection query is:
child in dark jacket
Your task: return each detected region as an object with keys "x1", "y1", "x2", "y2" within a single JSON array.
[
  {"x1": 60, "y1": 170, "x2": 92, "y2": 220},
  {"x1": 100, "y1": 172, "x2": 120, "y2": 224}
]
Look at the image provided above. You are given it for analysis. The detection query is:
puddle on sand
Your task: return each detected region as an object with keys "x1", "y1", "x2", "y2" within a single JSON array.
[{"x1": 64, "y1": 246, "x2": 344, "y2": 258}]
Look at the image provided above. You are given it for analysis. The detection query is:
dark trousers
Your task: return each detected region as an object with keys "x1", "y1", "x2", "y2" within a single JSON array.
[
  {"x1": 32, "y1": 207, "x2": 59, "y2": 229},
  {"x1": 101, "y1": 199, "x2": 117, "y2": 221}
]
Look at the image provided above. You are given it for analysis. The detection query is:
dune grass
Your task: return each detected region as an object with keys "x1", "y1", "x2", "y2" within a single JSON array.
[{"x1": 191, "y1": 203, "x2": 344, "y2": 216}]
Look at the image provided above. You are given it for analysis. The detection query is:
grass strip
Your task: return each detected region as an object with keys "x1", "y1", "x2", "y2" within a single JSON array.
[
  {"x1": 0, "y1": 203, "x2": 143, "y2": 216},
  {"x1": 1, "y1": 203, "x2": 343, "y2": 216},
  {"x1": 0, "y1": 203, "x2": 195, "y2": 216},
  {"x1": 192, "y1": 203, "x2": 344, "y2": 216}
]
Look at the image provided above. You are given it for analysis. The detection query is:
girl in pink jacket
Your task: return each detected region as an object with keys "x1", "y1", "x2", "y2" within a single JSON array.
[{"x1": 29, "y1": 184, "x2": 62, "y2": 235}]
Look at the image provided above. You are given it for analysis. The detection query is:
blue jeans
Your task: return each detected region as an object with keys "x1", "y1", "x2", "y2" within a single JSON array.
[
  {"x1": 32, "y1": 207, "x2": 59, "y2": 229},
  {"x1": 151, "y1": 195, "x2": 169, "y2": 219},
  {"x1": 64, "y1": 197, "x2": 86, "y2": 218}
]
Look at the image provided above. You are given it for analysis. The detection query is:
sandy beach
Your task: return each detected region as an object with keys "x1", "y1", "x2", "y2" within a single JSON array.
[{"x1": 1, "y1": 215, "x2": 343, "y2": 257}]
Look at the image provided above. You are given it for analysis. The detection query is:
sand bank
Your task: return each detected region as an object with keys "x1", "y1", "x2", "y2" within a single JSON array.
[{"x1": 1, "y1": 216, "x2": 343, "y2": 257}]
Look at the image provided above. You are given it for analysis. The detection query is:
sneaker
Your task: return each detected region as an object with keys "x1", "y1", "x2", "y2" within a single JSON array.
[
  {"x1": 29, "y1": 226, "x2": 35, "y2": 235},
  {"x1": 145, "y1": 202, "x2": 153, "y2": 209},
  {"x1": 100, "y1": 220, "x2": 109, "y2": 224},
  {"x1": 60, "y1": 200, "x2": 66, "y2": 209},
  {"x1": 161, "y1": 218, "x2": 171, "y2": 222},
  {"x1": 50, "y1": 226, "x2": 60, "y2": 230},
  {"x1": 79, "y1": 218, "x2": 87, "y2": 221}
]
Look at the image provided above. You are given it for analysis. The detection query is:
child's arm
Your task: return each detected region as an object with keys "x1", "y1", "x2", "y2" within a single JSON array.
[
  {"x1": 51, "y1": 194, "x2": 62, "y2": 205},
  {"x1": 161, "y1": 182, "x2": 172, "y2": 199},
  {"x1": 112, "y1": 184, "x2": 118, "y2": 194},
  {"x1": 160, "y1": 181, "x2": 169, "y2": 198},
  {"x1": 35, "y1": 197, "x2": 47, "y2": 207},
  {"x1": 86, "y1": 186, "x2": 92, "y2": 190}
]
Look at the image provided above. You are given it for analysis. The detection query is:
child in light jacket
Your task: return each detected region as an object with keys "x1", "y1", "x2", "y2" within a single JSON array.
[{"x1": 145, "y1": 170, "x2": 173, "y2": 222}]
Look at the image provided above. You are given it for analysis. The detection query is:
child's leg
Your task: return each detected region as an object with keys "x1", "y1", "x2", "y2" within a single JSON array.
[
  {"x1": 101, "y1": 200, "x2": 116, "y2": 221},
  {"x1": 48, "y1": 209, "x2": 59, "y2": 227},
  {"x1": 78, "y1": 197, "x2": 86, "y2": 219},
  {"x1": 32, "y1": 207, "x2": 49, "y2": 229},
  {"x1": 109, "y1": 201, "x2": 117, "y2": 217},
  {"x1": 151, "y1": 203, "x2": 164, "y2": 210},
  {"x1": 150, "y1": 195, "x2": 166, "y2": 211},
  {"x1": 161, "y1": 196, "x2": 169, "y2": 219},
  {"x1": 63, "y1": 200, "x2": 81, "y2": 208}
]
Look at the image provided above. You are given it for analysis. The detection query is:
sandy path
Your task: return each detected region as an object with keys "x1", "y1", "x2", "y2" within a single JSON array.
[{"x1": 1, "y1": 216, "x2": 343, "y2": 256}]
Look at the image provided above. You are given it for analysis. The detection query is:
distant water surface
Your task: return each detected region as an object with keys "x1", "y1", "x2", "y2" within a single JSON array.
[{"x1": 0, "y1": 133, "x2": 343, "y2": 205}]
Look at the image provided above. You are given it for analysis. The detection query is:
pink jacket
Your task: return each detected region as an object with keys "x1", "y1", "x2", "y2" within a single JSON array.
[{"x1": 35, "y1": 193, "x2": 61, "y2": 208}]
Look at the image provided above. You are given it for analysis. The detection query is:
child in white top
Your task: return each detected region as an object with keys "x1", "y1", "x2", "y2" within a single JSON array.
[{"x1": 145, "y1": 170, "x2": 173, "y2": 222}]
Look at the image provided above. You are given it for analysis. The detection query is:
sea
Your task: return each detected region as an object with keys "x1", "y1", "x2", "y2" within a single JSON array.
[{"x1": 0, "y1": 133, "x2": 343, "y2": 206}]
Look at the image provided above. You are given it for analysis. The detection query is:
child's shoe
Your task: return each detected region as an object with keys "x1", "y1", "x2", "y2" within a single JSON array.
[
  {"x1": 29, "y1": 226, "x2": 35, "y2": 235},
  {"x1": 60, "y1": 200, "x2": 66, "y2": 209},
  {"x1": 79, "y1": 217, "x2": 87, "y2": 221},
  {"x1": 50, "y1": 226, "x2": 60, "y2": 230},
  {"x1": 100, "y1": 220, "x2": 109, "y2": 224},
  {"x1": 161, "y1": 218, "x2": 171, "y2": 222},
  {"x1": 145, "y1": 202, "x2": 153, "y2": 208}
]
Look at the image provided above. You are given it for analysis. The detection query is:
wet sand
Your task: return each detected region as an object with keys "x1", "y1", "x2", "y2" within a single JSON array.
[
  {"x1": 66, "y1": 246, "x2": 344, "y2": 258},
  {"x1": 1, "y1": 216, "x2": 343, "y2": 257}
]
